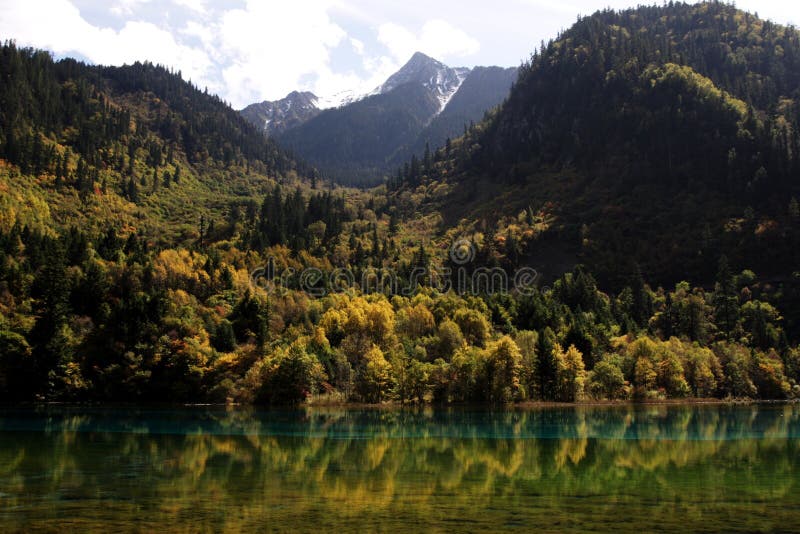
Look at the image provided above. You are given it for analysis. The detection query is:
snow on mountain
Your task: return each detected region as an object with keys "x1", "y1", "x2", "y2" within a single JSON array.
[
  {"x1": 314, "y1": 89, "x2": 361, "y2": 110},
  {"x1": 373, "y1": 52, "x2": 471, "y2": 112},
  {"x1": 239, "y1": 91, "x2": 321, "y2": 136},
  {"x1": 316, "y1": 52, "x2": 470, "y2": 112},
  {"x1": 241, "y1": 52, "x2": 475, "y2": 134},
  {"x1": 435, "y1": 67, "x2": 470, "y2": 111}
]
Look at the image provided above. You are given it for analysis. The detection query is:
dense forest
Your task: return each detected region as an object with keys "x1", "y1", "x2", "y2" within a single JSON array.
[
  {"x1": 1, "y1": 3, "x2": 800, "y2": 405},
  {"x1": 0, "y1": 45, "x2": 302, "y2": 175},
  {"x1": 1, "y1": 217, "x2": 798, "y2": 403},
  {"x1": 0, "y1": 42, "x2": 314, "y2": 244},
  {"x1": 390, "y1": 1, "x2": 800, "y2": 288}
]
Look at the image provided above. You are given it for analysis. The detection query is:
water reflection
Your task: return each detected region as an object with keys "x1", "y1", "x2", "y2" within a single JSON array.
[{"x1": 0, "y1": 404, "x2": 798, "y2": 532}]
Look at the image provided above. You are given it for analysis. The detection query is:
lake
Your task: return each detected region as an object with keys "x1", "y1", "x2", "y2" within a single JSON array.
[{"x1": 1, "y1": 403, "x2": 798, "y2": 532}]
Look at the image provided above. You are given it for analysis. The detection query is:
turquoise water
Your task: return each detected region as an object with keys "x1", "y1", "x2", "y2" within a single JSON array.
[{"x1": 0, "y1": 403, "x2": 798, "y2": 532}]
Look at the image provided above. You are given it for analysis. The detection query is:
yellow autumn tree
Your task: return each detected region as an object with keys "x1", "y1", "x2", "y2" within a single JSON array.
[
  {"x1": 396, "y1": 302, "x2": 435, "y2": 339},
  {"x1": 555, "y1": 344, "x2": 586, "y2": 402},
  {"x1": 325, "y1": 296, "x2": 397, "y2": 363},
  {"x1": 486, "y1": 336, "x2": 524, "y2": 403},
  {"x1": 152, "y1": 249, "x2": 212, "y2": 294},
  {"x1": 356, "y1": 345, "x2": 394, "y2": 403},
  {"x1": 453, "y1": 308, "x2": 490, "y2": 347}
]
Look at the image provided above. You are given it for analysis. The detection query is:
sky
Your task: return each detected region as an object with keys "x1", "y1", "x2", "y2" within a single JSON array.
[{"x1": 1, "y1": 0, "x2": 799, "y2": 109}]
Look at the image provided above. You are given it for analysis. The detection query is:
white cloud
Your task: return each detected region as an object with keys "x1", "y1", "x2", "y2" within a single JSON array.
[
  {"x1": 376, "y1": 23, "x2": 417, "y2": 61},
  {"x1": 0, "y1": 0, "x2": 483, "y2": 108},
  {"x1": 0, "y1": 0, "x2": 215, "y2": 91},
  {"x1": 217, "y1": 0, "x2": 350, "y2": 106},
  {"x1": 180, "y1": 20, "x2": 220, "y2": 63},
  {"x1": 4, "y1": 0, "x2": 800, "y2": 111},
  {"x1": 377, "y1": 19, "x2": 480, "y2": 63},
  {"x1": 350, "y1": 37, "x2": 365, "y2": 56},
  {"x1": 110, "y1": 0, "x2": 152, "y2": 17},
  {"x1": 102, "y1": 21, "x2": 213, "y2": 85},
  {"x1": 514, "y1": 0, "x2": 586, "y2": 16},
  {"x1": 172, "y1": 0, "x2": 207, "y2": 15}
]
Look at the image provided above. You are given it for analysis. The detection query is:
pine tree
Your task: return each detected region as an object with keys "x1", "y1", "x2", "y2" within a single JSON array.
[
  {"x1": 409, "y1": 155, "x2": 421, "y2": 185},
  {"x1": 423, "y1": 142, "x2": 432, "y2": 174},
  {"x1": 212, "y1": 320, "x2": 237, "y2": 352},
  {"x1": 54, "y1": 154, "x2": 63, "y2": 189},
  {"x1": 256, "y1": 300, "x2": 271, "y2": 349},
  {"x1": 30, "y1": 241, "x2": 72, "y2": 395},
  {"x1": 127, "y1": 176, "x2": 139, "y2": 203},
  {"x1": 630, "y1": 264, "x2": 652, "y2": 328},
  {"x1": 714, "y1": 256, "x2": 739, "y2": 339},
  {"x1": 198, "y1": 215, "x2": 206, "y2": 247},
  {"x1": 536, "y1": 327, "x2": 558, "y2": 400}
]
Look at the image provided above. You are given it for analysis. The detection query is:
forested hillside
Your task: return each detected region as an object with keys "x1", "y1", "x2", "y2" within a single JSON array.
[
  {"x1": 391, "y1": 1, "x2": 800, "y2": 288},
  {"x1": 2, "y1": 3, "x2": 800, "y2": 405},
  {"x1": 0, "y1": 42, "x2": 310, "y2": 243}
]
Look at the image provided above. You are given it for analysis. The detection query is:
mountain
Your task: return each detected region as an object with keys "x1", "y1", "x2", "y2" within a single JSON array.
[
  {"x1": 0, "y1": 43, "x2": 310, "y2": 244},
  {"x1": 373, "y1": 51, "x2": 470, "y2": 111},
  {"x1": 275, "y1": 82, "x2": 442, "y2": 187},
  {"x1": 390, "y1": 2, "x2": 800, "y2": 290},
  {"x1": 240, "y1": 91, "x2": 321, "y2": 136},
  {"x1": 392, "y1": 65, "x2": 518, "y2": 167},
  {"x1": 241, "y1": 52, "x2": 516, "y2": 187}
]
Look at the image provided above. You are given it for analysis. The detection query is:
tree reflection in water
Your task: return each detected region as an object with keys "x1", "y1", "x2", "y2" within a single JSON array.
[{"x1": 0, "y1": 404, "x2": 798, "y2": 532}]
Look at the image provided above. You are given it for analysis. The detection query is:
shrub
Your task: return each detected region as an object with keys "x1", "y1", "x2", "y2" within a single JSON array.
[
  {"x1": 244, "y1": 344, "x2": 326, "y2": 405},
  {"x1": 588, "y1": 356, "x2": 627, "y2": 400}
]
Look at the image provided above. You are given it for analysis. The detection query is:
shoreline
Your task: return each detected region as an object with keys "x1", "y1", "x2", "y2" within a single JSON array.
[
  {"x1": 3, "y1": 398, "x2": 795, "y2": 410},
  {"x1": 305, "y1": 397, "x2": 797, "y2": 410}
]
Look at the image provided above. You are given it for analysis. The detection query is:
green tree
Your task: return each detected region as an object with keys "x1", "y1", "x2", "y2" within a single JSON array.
[
  {"x1": 714, "y1": 342, "x2": 757, "y2": 398},
  {"x1": 30, "y1": 241, "x2": 73, "y2": 396},
  {"x1": 515, "y1": 330, "x2": 539, "y2": 400},
  {"x1": 713, "y1": 256, "x2": 739, "y2": 339},
  {"x1": 435, "y1": 319, "x2": 465, "y2": 361},
  {"x1": 537, "y1": 327, "x2": 558, "y2": 400},
  {"x1": 751, "y1": 350, "x2": 790, "y2": 399},
  {"x1": 657, "y1": 350, "x2": 690, "y2": 398},
  {"x1": 212, "y1": 320, "x2": 236, "y2": 353},
  {"x1": 588, "y1": 356, "x2": 627, "y2": 400},
  {"x1": 246, "y1": 344, "x2": 326, "y2": 405}
]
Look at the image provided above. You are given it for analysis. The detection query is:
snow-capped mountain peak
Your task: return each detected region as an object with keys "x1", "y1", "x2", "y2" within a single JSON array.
[
  {"x1": 241, "y1": 52, "x2": 475, "y2": 135},
  {"x1": 373, "y1": 52, "x2": 471, "y2": 111},
  {"x1": 239, "y1": 91, "x2": 321, "y2": 136}
]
